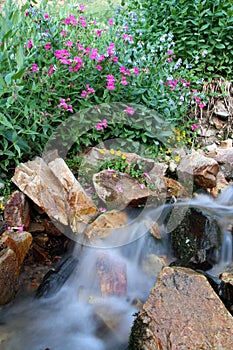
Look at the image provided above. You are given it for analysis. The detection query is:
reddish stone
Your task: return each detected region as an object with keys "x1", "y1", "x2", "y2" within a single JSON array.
[{"x1": 4, "y1": 191, "x2": 30, "y2": 230}]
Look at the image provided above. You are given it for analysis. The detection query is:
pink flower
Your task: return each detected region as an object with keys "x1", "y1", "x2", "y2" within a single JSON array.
[
  {"x1": 81, "y1": 90, "x2": 88, "y2": 98},
  {"x1": 98, "y1": 54, "x2": 105, "y2": 62},
  {"x1": 108, "y1": 18, "x2": 114, "y2": 26},
  {"x1": 48, "y1": 65, "x2": 55, "y2": 76},
  {"x1": 167, "y1": 57, "x2": 173, "y2": 63},
  {"x1": 107, "y1": 43, "x2": 115, "y2": 56},
  {"x1": 31, "y1": 63, "x2": 39, "y2": 72},
  {"x1": 96, "y1": 29, "x2": 102, "y2": 36},
  {"x1": 25, "y1": 11, "x2": 29, "y2": 17},
  {"x1": 60, "y1": 30, "x2": 67, "y2": 37},
  {"x1": 133, "y1": 67, "x2": 139, "y2": 75},
  {"x1": 17, "y1": 224, "x2": 25, "y2": 232},
  {"x1": 139, "y1": 183, "x2": 146, "y2": 189},
  {"x1": 113, "y1": 56, "x2": 118, "y2": 62},
  {"x1": 45, "y1": 42, "x2": 51, "y2": 50},
  {"x1": 106, "y1": 84, "x2": 115, "y2": 90},
  {"x1": 64, "y1": 40, "x2": 73, "y2": 47},
  {"x1": 191, "y1": 123, "x2": 199, "y2": 131},
  {"x1": 90, "y1": 48, "x2": 98, "y2": 60},
  {"x1": 95, "y1": 119, "x2": 108, "y2": 130},
  {"x1": 96, "y1": 65, "x2": 102, "y2": 71},
  {"x1": 116, "y1": 185, "x2": 123, "y2": 193},
  {"x1": 44, "y1": 13, "x2": 49, "y2": 19},
  {"x1": 199, "y1": 102, "x2": 206, "y2": 109},
  {"x1": 121, "y1": 76, "x2": 130, "y2": 85},
  {"x1": 125, "y1": 107, "x2": 134, "y2": 115},
  {"x1": 167, "y1": 50, "x2": 173, "y2": 55},
  {"x1": 79, "y1": 4, "x2": 85, "y2": 11},
  {"x1": 99, "y1": 207, "x2": 106, "y2": 213},
  {"x1": 27, "y1": 39, "x2": 33, "y2": 48},
  {"x1": 0, "y1": 42, "x2": 2, "y2": 46}
]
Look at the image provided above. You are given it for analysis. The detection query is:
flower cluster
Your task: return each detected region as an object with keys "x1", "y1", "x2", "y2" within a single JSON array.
[{"x1": 95, "y1": 119, "x2": 108, "y2": 131}]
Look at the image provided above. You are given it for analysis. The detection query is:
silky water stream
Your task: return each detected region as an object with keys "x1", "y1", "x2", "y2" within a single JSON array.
[{"x1": 0, "y1": 186, "x2": 233, "y2": 350}]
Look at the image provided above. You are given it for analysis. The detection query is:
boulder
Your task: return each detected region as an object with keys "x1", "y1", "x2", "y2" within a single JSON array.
[
  {"x1": 177, "y1": 149, "x2": 219, "y2": 189},
  {"x1": 0, "y1": 230, "x2": 32, "y2": 267},
  {"x1": 207, "y1": 146, "x2": 233, "y2": 181},
  {"x1": 4, "y1": 190, "x2": 30, "y2": 230},
  {"x1": 12, "y1": 157, "x2": 98, "y2": 234},
  {"x1": 168, "y1": 207, "x2": 221, "y2": 269},
  {"x1": 0, "y1": 248, "x2": 19, "y2": 304},
  {"x1": 129, "y1": 266, "x2": 233, "y2": 350},
  {"x1": 96, "y1": 253, "x2": 127, "y2": 297},
  {"x1": 84, "y1": 210, "x2": 128, "y2": 242}
]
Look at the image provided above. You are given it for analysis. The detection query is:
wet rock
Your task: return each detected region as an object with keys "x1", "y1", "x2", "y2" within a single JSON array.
[
  {"x1": 4, "y1": 191, "x2": 30, "y2": 230},
  {"x1": 12, "y1": 157, "x2": 98, "y2": 234},
  {"x1": 129, "y1": 266, "x2": 233, "y2": 350},
  {"x1": 177, "y1": 149, "x2": 219, "y2": 188},
  {"x1": 35, "y1": 256, "x2": 78, "y2": 298},
  {"x1": 168, "y1": 207, "x2": 221, "y2": 268},
  {"x1": 141, "y1": 254, "x2": 167, "y2": 277},
  {"x1": 143, "y1": 220, "x2": 161, "y2": 239},
  {"x1": 0, "y1": 248, "x2": 19, "y2": 304},
  {"x1": 96, "y1": 253, "x2": 127, "y2": 297},
  {"x1": 84, "y1": 210, "x2": 128, "y2": 241}
]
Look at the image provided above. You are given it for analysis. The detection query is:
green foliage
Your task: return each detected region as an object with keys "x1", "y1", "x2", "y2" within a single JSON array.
[{"x1": 122, "y1": 0, "x2": 233, "y2": 77}]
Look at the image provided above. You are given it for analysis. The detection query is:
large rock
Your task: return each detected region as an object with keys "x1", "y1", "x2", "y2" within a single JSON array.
[
  {"x1": 0, "y1": 230, "x2": 32, "y2": 267},
  {"x1": 93, "y1": 170, "x2": 189, "y2": 210},
  {"x1": 96, "y1": 253, "x2": 127, "y2": 297},
  {"x1": 129, "y1": 266, "x2": 233, "y2": 350},
  {"x1": 0, "y1": 230, "x2": 32, "y2": 304},
  {"x1": 207, "y1": 146, "x2": 233, "y2": 181},
  {"x1": 168, "y1": 207, "x2": 221, "y2": 269},
  {"x1": 84, "y1": 210, "x2": 128, "y2": 242},
  {"x1": 12, "y1": 157, "x2": 98, "y2": 234},
  {"x1": 177, "y1": 149, "x2": 219, "y2": 188},
  {"x1": 0, "y1": 248, "x2": 19, "y2": 304},
  {"x1": 4, "y1": 190, "x2": 30, "y2": 230}
]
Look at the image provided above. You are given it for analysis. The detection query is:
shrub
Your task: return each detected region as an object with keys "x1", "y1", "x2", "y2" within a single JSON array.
[{"x1": 120, "y1": 0, "x2": 233, "y2": 77}]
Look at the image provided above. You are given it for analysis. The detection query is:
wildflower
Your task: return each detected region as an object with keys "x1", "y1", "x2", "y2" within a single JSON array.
[
  {"x1": 116, "y1": 185, "x2": 123, "y2": 193},
  {"x1": 64, "y1": 40, "x2": 73, "y2": 47},
  {"x1": 139, "y1": 183, "x2": 146, "y2": 189},
  {"x1": 44, "y1": 13, "x2": 49, "y2": 19},
  {"x1": 100, "y1": 149, "x2": 106, "y2": 154},
  {"x1": 133, "y1": 67, "x2": 139, "y2": 75},
  {"x1": 108, "y1": 18, "x2": 114, "y2": 26},
  {"x1": 25, "y1": 11, "x2": 29, "y2": 16},
  {"x1": 45, "y1": 42, "x2": 51, "y2": 50},
  {"x1": 31, "y1": 63, "x2": 39, "y2": 72},
  {"x1": 90, "y1": 48, "x2": 98, "y2": 60},
  {"x1": 121, "y1": 76, "x2": 130, "y2": 85},
  {"x1": 99, "y1": 207, "x2": 106, "y2": 213},
  {"x1": 79, "y1": 4, "x2": 85, "y2": 11},
  {"x1": 96, "y1": 29, "x2": 102, "y2": 36},
  {"x1": 167, "y1": 50, "x2": 173, "y2": 55},
  {"x1": 191, "y1": 123, "x2": 199, "y2": 131},
  {"x1": 125, "y1": 107, "x2": 134, "y2": 115},
  {"x1": 144, "y1": 172, "x2": 151, "y2": 180},
  {"x1": 107, "y1": 43, "x2": 115, "y2": 56},
  {"x1": 7, "y1": 224, "x2": 25, "y2": 232},
  {"x1": 121, "y1": 154, "x2": 126, "y2": 160},
  {"x1": 199, "y1": 102, "x2": 206, "y2": 109},
  {"x1": 27, "y1": 39, "x2": 33, "y2": 48},
  {"x1": 60, "y1": 30, "x2": 67, "y2": 37},
  {"x1": 116, "y1": 150, "x2": 121, "y2": 156},
  {"x1": 48, "y1": 65, "x2": 55, "y2": 76},
  {"x1": 96, "y1": 65, "x2": 102, "y2": 71},
  {"x1": 0, "y1": 202, "x2": 4, "y2": 211},
  {"x1": 113, "y1": 56, "x2": 118, "y2": 62},
  {"x1": 167, "y1": 57, "x2": 173, "y2": 63},
  {"x1": 95, "y1": 119, "x2": 108, "y2": 131},
  {"x1": 201, "y1": 50, "x2": 208, "y2": 57},
  {"x1": 110, "y1": 149, "x2": 115, "y2": 154}
]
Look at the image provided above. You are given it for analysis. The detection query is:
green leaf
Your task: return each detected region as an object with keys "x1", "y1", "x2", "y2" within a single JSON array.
[{"x1": 16, "y1": 45, "x2": 24, "y2": 69}]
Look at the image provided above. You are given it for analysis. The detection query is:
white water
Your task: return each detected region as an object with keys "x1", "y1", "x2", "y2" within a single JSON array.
[{"x1": 1, "y1": 187, "x2": 233, "y2": 350}]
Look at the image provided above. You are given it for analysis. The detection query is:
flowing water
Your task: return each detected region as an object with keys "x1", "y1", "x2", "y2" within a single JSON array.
[{"x1": 0, "y1": 187, "x2": 233, "y2": 350}]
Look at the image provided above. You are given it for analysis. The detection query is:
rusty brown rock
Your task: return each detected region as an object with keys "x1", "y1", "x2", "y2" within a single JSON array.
[
  {"x1": 129, "y1": 266, "x2": 233, "y2": 350},
  {"x1": 0, "y1": 230, "x2": 32, "y2": 268},
  {"x1": 207, "y1": 147, "x2": 233, "y2": 181},
  {"x1": 4, "y1": 191, "x2": 30, "y2": 230},
  {"x1": 177, "y1": 149, "x2": 219, "y2": 189},
  {"x1": 12, "y1": 157, "x2": 98, "y2": 234},
  {"x1": 96, "y1": 253, "x2": 127, "y2": 297},
  {"x1": 0, "y1": 248, "x2": 19, "y2": 304}
]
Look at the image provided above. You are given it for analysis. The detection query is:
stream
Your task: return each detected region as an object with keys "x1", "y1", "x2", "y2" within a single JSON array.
[{"x1": 0, "y1": 187, "x2": 233, "y2": 350}]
